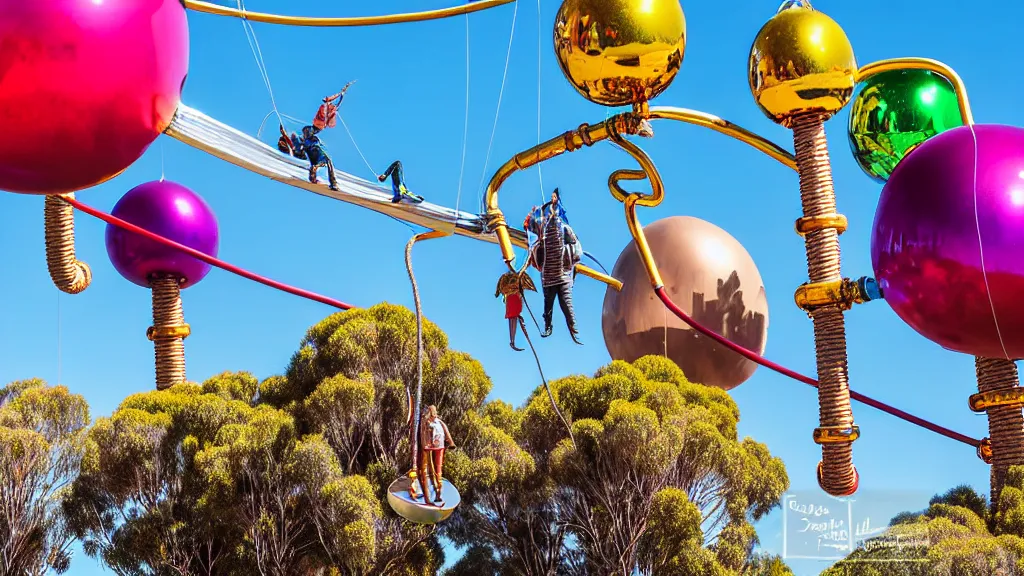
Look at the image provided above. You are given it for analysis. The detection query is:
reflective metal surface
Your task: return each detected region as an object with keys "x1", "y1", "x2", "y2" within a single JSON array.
[
  {"x1": 872, "y1": 124, "x2": 1024, "y2": 359},
  {"x1": 848, "y1": 69, "x2": 963, "y2": 182},
  {"x1": 183, "y1": 0, "x2": 515, "y2": 27},
  {"x1": 602, "y1": 216, "x2": 769, "y2": 390},
  {"x1": 387, "y1": 475, "x2": 461, "y2": 525},
  {"x1": 748, "y1": 3, "x2": 856, "y2": 126},
  {"x1": 554, "y1": 0, "x2": 686, "y2": 107},
  {"x1": 0, "y1": 0, "x2": 188, "y2": 193}
]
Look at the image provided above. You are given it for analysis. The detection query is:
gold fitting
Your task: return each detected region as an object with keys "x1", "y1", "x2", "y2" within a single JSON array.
[
  {"x1": 968, "y1": 388, "x2": 1024, "y2": 413},
  {"x1": 977, "y1": 438, "x2": 993, "y2": 464},
  {"x1": 813, "y1": 425, "x2": 860, "y2": 445},
  {"x1": 794, "y1": 278, "x2": 867, "y2": 312},
  {"x1": 632, "y1": 101, "x2": 650, "y2": 118},
  {"x1": 795, "y1": 214, "x2": 848, "y2": 236},
  {"x1": 146, "y1": 324, "x2": 192, "y2": 341}
]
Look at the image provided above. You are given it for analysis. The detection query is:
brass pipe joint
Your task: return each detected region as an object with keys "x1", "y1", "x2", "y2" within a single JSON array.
[
  {"x1": 795, "y1": 214, "x2": 848, "y2": 236},
  {"x1": 147, "y1": 324, "x2": 192, "y2": 341},
  {"x1": 977, "y1": 437, "x2": 994, "y2": 464},
  {"x1": 813, "y1": 425, "x2": 860, "y2": 445},
  {"x1": 794, "y1": 277, "x2": 882, "y2": 313},
  {"x1": 969, "y1": 388, "x2": 1024, "y2": 413}
]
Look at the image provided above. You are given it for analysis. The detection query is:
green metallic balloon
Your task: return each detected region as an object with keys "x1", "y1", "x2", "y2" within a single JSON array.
[{"x1": 847, "y1": 69, "x2": 964, "y2": 183}]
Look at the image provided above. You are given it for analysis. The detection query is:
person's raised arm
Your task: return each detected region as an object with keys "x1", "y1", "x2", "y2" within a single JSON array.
[{"x1": 441, "y1": 421, "x2": 455, "y2": 448}]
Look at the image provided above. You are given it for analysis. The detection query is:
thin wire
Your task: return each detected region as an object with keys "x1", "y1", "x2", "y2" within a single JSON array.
[
  {"x1": 454, "y1": 12, "x2": 471, "y2": 215},
  {"x1": 518, "y1": 315, "x2": 575, "y2": 447},
  {"x1": 535, "y1": 0, "x2": 545, "y2": 203},
  {"x1": 238, "y1": 0, "x2": 283, "y2": 128},
  {"x1": 337, "y1": 115, "x2": 379, "y2": 180},
  {"x1": 969, "y1": 123, "x2": 1009, "y2": 359},
  {"x1": 64, "y1": 196, "x2": 355, "y2": 310},
  {"x1": 475, "y1": 0, "x2": 519, "y2": 210},
  {"x1": 160, "y1": 140, "x2": 166, "y2": 182}
]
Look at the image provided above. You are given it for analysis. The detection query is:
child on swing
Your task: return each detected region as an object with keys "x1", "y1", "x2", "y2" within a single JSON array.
[{"x1": 417, "y1": 405, "x2": 455, "y2": 506}]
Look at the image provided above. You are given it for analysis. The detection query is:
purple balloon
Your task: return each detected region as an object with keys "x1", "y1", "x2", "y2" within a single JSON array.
[
  {"x1": 871, "y1": 124, "x2": 1024, "y2": 359},
  {"x1": 105, "y1": 181, "x2": 220, "y2": 289}
]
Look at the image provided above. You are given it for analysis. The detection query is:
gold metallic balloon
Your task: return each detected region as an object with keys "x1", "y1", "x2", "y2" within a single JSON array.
[
  {"x1": 748, "y1": 1, "x2": 856, "y2": 127},
  {"x1": 554, "y1": 0, "x2": 686, "y2": 107},
  {"x1": 602, "y1": 216, "x2": 770, "y2": 391}
]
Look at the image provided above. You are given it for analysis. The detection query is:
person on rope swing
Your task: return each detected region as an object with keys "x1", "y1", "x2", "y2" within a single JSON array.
[
  {"x1": 277, "y1": 125, "x2": 305, "y2": 160},
  {"x1": 313, "y1": 80, "x2": 356, "y2": 131},
  {"x1": 495, "y1": 270, "x2": 537, "y2": 351},
  {"x1": 378, "y1": 160, "x2": 425, "y2": 204},
  {"x1": 417, "y1": 405, "x2": 455, "y2": 506},
  {"x1": 528, "y1": 188, "x2": 583, "y2": 345},
  {"x1": 298, "y1": 125, "x2": 340, "y2": 191}
]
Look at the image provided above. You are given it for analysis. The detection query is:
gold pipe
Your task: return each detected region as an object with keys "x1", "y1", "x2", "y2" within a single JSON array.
[
  {"x1": 183, "y1": 0, "x2": 516, "y2": 27},
  {"x1": 484, "y1": 116, "x2": 632, "y2": 266},
  {"x1": 607, "y1": 130, "x2": 666, "y2": 289},
  {"x1": 855, "y1": 58, "x2": 974, "y2": 125},
  {"x1": 647, "y1": 107, "x2": 798, "y2": 172}
]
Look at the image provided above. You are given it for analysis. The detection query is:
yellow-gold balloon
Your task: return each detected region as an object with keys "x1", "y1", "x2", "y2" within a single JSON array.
[
  {"x1": 554, "y1": 0, "x2": 686, "y2": 107},
  {"x1": 748, "y1": 1, "x2": 856, "y2": 127}
]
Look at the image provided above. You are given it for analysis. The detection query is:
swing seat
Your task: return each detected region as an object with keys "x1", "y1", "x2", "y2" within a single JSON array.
[{"x1": 387, "y1": 474, "x2": 461, "y2": 525}]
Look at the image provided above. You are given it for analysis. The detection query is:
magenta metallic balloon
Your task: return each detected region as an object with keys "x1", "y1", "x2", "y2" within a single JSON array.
[
  {"x1": 0, "y1": 0, "x2": 189, "y2": 194},
  {"x1": 872, "y1": 124, "x2": 1024, "y2": 358},
  {"x1": 106, "y1": 181, "x2": 219, "y2": 289}
]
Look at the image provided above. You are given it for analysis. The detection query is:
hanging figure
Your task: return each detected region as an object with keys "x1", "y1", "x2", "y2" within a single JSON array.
[
  {"x1": 313, "y1": 80, "x2": 356, "y2": 131},
  {"x1": 528, "y1": 189, "x2": 583, "y2": 345},
  {"x1": 277, "y1": 125, "x2": 306, "y2": 160},
  {"x1": 378, "y1": 160, "x2": 425, "y2": 204},
  {"x1": 496, "y1": 270, "x2": 537, "y2": 351},
  {"x1": 299, "y1": 125, "x2": 340, "y2": 191},
  {"x1": 417, "y1": 405, "x2": 455, "y2": 506}
]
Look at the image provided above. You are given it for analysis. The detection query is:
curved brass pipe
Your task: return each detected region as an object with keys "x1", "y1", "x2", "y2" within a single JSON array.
[
  {"x1": 606, "y1": 130, "x2": 666, "y2": 290},
  {"x1": 646, "y1": 107, "x2": 798, "y2": 172},
  {"x1": 484, "y1": 117, "x2": 628, "y2": 267},
  {"x1": 183, "y1": 0, "x2": 516, "y2": 27},
  {"x1": 855, "y1": 58, "x2": 974, "y2": 125}
]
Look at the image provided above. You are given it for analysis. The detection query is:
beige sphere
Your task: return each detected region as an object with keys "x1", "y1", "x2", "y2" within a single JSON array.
[{"x1": 602, "y1": 216, "x2": 769, "y2": 390}]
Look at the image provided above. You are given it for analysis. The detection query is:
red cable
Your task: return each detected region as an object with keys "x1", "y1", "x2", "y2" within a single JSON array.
[
  {"x1": 654, "y1": 286, "x2": 981, "y2": 448},
  {"x1": 63, "y1": 196, "x2": 981, "y2": 448},
  {"x1": 64, "y1": 197, "x2": 354, "y2": 311}
]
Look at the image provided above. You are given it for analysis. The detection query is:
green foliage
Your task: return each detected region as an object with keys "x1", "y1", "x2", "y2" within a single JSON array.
[
  {"x1": 0, "y1": 379, "x2": 90, "y2": 575},
  {"x1": 450, "y1": 354, "x2": 790, "y2": 576},
  {"x1": 823, "y1": 475, "x2": 1024, "y2": 575}
]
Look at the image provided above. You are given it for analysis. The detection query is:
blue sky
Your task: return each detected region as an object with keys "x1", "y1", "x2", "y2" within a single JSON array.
[{"x1": 1, "y1": 1, "x2": 1021, "y2": 574}]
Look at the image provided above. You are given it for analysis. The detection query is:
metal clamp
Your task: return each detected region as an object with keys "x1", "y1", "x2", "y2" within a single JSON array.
[
  {"x1": 146, "y1": 324, "x2": 192, "y2": 341},
  {"x1": 968, "y1": 388, "x2": 1024, "y2": 413},
  {"x1": 813, "y1": 425, "x2": 860, "y2": 445},
  {"x1": 795, "y1": 277, "x2": 878, "y2": 312},
  {"x1": 795, "y1": 214, "x2": 848, "y2": 236},
  {"x1": 977, "y1": 438, "x2": 993, "y2": 464}
]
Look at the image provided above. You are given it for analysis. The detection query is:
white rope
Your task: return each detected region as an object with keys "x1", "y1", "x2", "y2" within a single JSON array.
[
  {"x1": 159, "y1": 139, "x2": 166, "y2": 182},
  {"x1": 337, "y1": 115, "x2": 379, "y2": 180},
  {"x1": 475, "y1": 0, "x2": 519, "y2": 211},
  {"x1": 454, "y1": 12, "x2": 471, "y2": 215},
  {"x1": 56, "y1": 292, "x2": 61, "y2": 386},
  {"x1": 238, "y1": 0, "x2": 283, "y2": 128},
  {"x1": 536, "y1": 0, "x2": 545, "y2": 203}
]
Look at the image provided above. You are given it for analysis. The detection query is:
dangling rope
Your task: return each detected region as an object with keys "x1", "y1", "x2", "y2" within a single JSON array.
[
  {"x1": 454, "y1": 12, "x2": 472, "y2": 215},
  {"x1": 475, "y1": 0, "x2": 519, "y2": 211},
  {"x1": 518, "y1": 306, "x2": 575, "y2": 447},
  {"x1": 238, "y1": 0, "x2": 283, "y2": 128}
]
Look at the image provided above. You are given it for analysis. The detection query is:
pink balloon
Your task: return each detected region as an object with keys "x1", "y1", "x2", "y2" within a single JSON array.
[
  {"x1": 0, "y1": 0, "x2": 189, "y2": 194},
  {"x1": 872, "y1": 124, "x2": 1024, "y2": 358}
]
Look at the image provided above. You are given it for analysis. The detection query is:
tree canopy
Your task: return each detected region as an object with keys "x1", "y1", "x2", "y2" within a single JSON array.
[
  {"x1": 0, "y1": 379, "x2": 90, "y2": 575},
  {"x1": 445, "y1": 354, "x2": 790, "y2": 576},
  {"x1": 51, "y1": 302, "x2": 790, "y2": 575},
  {"x1": 823, "y1": 474, "x2": 1024, "y2": 575}
]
